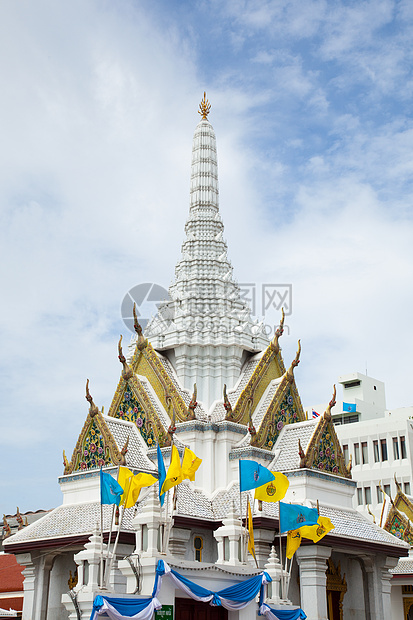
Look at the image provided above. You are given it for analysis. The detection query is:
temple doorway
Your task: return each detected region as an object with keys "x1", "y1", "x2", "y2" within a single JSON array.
[
  {"x1": 326, "y1": 558, "x2": 347, "y2": 620},
  {"x1": 175, "y1": 598, "x2": 228, "y2": 620}
]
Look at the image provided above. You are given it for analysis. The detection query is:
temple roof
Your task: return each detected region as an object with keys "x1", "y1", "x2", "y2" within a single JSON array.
[
  {"x1": 383, "y1": 481, "x2": 413, "y2": 545},
  {"x1": 267, "y1": 389, "x2": 350, "y2": 479}
]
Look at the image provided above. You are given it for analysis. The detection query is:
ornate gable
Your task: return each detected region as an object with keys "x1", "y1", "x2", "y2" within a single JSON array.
[
  {"x1": 384, "y1": 504, "x2": 413, "y2": 545},
  {"x1": 64, "y1": 382, "x2": 125, "y2": 475},
  {"x1": 303, "y1": 387, "x2": 351, "y2": 479},
  {"x1": 129, "y1": 316, "x2": 194, "y2": 423},
  {"x1": 108, "y1": 336, "x2": 171, "y2": 448},
  {"x1": 394, "y1": 479, "x2": 413, "y2": 521},
  {"x1": 226, "y1": 311, "x2": 287, "y2": 424},
  {"x1": 250, "y1": 344, "x2": 305, "y2": 450}
]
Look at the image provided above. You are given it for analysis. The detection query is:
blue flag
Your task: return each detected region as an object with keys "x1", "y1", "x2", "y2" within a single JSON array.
[
  {"x1": 239, "y1": 460, "x2": 275, "y2": 492},
  {"x1": 157, "y1": 444, "x2": 166, "y2": 507},
  {"x1": 100, "y1": 469, "x2": 123, "y2": 506},
  {"x1": 279, "y1": 502, "x2": 319, "y2": 533},
  {"x1": 343, "y1": 402, "x2": 356, "y2": 413}
]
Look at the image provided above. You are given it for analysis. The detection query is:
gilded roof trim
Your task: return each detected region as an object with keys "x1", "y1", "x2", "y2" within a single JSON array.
[
  {"x1": 64, "y1": 409, "x2": 123, "y2": 475},
  {"x1": 303, "y1": 388, "x2": 351, "y2": 479},
  {"x1": 250, "y1": 353, "x2": 305, "y2": 450},
  {"x1": 394, "y1": 479, "x2": 413, "y2": 522},
  {"x1": 384, "y1": 504, "x2": 413, "y2": 545},
  {"x1": 225, "y1": 324, "x2": 286, "y2": 425},
  {"x1": 131, "y1": 342, "x2": 194, "y2": 423},
  {"x1": 107, "y1": 373, "x2": 171, "y2": 448}
]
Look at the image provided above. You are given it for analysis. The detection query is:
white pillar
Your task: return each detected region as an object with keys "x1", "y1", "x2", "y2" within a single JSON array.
[
  {"x1": 73, "y1": 527, "x2": 107, "y2": 592},
  {"x1": 380, "y1": 556, "x2": 398, "y2": 619},
  {"x1": 132, "y1": 485, "x2": 162, "y2": 556},
  {"x1": 16, "y1": 553, "x2": 36, "y2": 620},
  {"x1": 296, "y1": 545, "x2": 331, "y2": 620},
  {"x1": 213, "y1": 502, "x2": 244, "y2": 566}
]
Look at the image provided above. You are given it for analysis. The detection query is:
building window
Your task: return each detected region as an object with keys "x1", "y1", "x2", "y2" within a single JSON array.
[
  {"x1": 357, "y1": 488, "x2": 363, "y2": 505},
  {"x1": 343, "y1": 444, "x2": 349, "y2": 464},
  {"x1": 384, "y1": 484, "x2": 391, "y2": 496},
  {"x1": 364, "y1": 487, "x2": 371, "y2": 504},
  {"x1": 373, "y1": 440, "x2": 380, "y2": 462},
  {"x1": 344, "y1": 380, "x2": 361, "y2": 388},
  {"x1": 393, "y1": 437, "x2": 399, "y2": 460},
  {"x1": 194, "y1": 536, "x2": 203, "y2": 562},
  {"x1": 344, "y1": 414, "x2": 359, "y2": 424},
  {"x1": 362, "y1": 442, "x2": 368, "y2": 464},
  {"x1": 354, "y1": 443, "x2": 360, "y2": 465},
  {"x1": 141, "y1": 524, "x2": 148, "y2": 552},
  {"x1": 405, "y1": 482, "x2": 411, "y2": 495},
  {"x1": 223, "y1": 537, "x2": 229, "y2": 561},
  {"x1": 377, "y1": 485, "x2": 382, "y2": 503},
  {"x1": 380, "y1": 439, "x2": 388, "y2": 461},
  {"x1": 401, "y1": 436, "x2": 407, "y2": 459}
]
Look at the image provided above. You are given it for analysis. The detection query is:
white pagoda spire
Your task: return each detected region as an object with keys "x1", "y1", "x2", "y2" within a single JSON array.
[{"x1": 146, "y1": 94, "x2": 268, "y2": 408}]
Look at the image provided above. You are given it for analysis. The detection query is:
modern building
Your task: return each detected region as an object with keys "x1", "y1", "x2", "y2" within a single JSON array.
[
  {"x1": 3, "y1": 96, "x2": 409, "y2": 620},
  {"x1": 311, "y1": 372, "x2": 413, "y2": 524}
]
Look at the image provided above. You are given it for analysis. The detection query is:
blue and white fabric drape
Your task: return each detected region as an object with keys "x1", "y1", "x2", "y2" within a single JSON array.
[
  {"x1": 260, "y1": 603, "x2": 307, "y2": 620},
  {"x1": 91, "y1": 559, "x2": 271, "y2": 619},
  {"x1": 91, "y1": 595, "x2": 160, "y2": 620},
  {"x1": 155, "y1": 560, "x2": 271, "y2": 610}
]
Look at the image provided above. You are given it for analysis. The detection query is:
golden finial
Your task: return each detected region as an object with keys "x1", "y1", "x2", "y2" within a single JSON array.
[
  {"x1": 198, "y1": 92, "x2": 211, "y2": 120},
  {"x1": 120, "y1": 436, "x2": 129, "y2": 466},
  {"x1": 286, "y1": 340, "x2": 301, "y2": 382},
  {"x1": 271, "y1": 308, "x2": 285, "y2": 351},
  {"x1": 324, "y1": 385, "x2": 336, "y2": 422},
  {"x1": 118, "y1": 335, "x2": 133, "y2": 380},
  {"x1": 367, "y1": 505, "x2": 376, "y2": 523},
  {"x1": 187, "y1": 384, "x2": 197, "y2": 419},
  {"x1": 223, "y1": 384, "x2": 232, "y2": 415},
  {"x1": 63, "y1": 450, "x2": 69, "y2": 469},
  {"x1": 133, "y1": 303, "x2": 148, "y2": 350},
  {"x1": 85, "y1": 379, "x2": 99, "y2": 418}
]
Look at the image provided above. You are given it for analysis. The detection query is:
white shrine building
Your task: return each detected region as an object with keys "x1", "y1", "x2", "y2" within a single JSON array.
[{"x1": 4, "y1": 95, "x2": 409, "y2": 620}]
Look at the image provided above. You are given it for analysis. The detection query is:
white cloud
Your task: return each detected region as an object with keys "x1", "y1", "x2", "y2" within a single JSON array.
[{"x1": 1, "y1": 0, "x2": 412, "y2": 515}]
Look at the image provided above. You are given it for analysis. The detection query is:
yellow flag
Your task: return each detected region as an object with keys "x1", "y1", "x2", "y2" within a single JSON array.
[
  {"x1": 124, "y1": 473, "x2": 157, "y2": 508},
  {"x1": 254, "y1": 471, "x2": 289, "y2": 503},
  {"x1": 181, "y1": 447, "x2": 202, "y2": 481},
  {"x1": 118, "y1": 467, "x2": 134, "y2": 506},
  {"x1": 301, "y1": 516, "x2": 334, "y2": 542},
  {"x1": 286, "y1": 529, "x2": 302, "y2": 558},
  {"x1": 247, "y1": 498, "x2": 256, "y2": 562},
  {"x1": 161, "y1": 445, "x2": 183, "y2": 494}
]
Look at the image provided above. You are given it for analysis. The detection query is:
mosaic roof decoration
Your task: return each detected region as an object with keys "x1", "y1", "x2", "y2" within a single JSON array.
[
  {"x1": 250, "y1": 343, "x2": 306, "y2": 450},
  {"x1": 109, "y1": 374, "x2": 171, "y2": 448},
  {"x1": 302, "y1": 386, "x2": 351, "y2": 479},
  {"x1": 393, "y1": 479, "x2": 413, "y2": 522},
  {"x1": 64, "y1": 382, "x2": 125, "y2": 474},
  {"x1": 115, "y1": 314, "x2": 194, "y2": 423},
  {"x1": 384, "y1": 505, "x2": 413, "y2": 545},
  {"x1": 108, "y1": 335, "x2": 172, "y2": 447},
  {"x1": 225, "y1": 311, "x2": 287, "y2": 425},
  {"x1": 382, "y1": 480, "x2": 413, "y2": 545}
]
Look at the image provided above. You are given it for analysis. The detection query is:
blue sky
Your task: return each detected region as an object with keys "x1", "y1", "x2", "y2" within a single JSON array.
[{"x1": 1, "y1": 0, "x2": 412, "y2": 513}]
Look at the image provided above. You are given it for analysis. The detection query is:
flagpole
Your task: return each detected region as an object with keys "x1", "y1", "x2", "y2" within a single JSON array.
[
  {"x1": 278, "y1": 501, "x2": 285, "y2": 600},
  {"x1": 100, "y1": 500, "x2": 104, "y2": 589},
  {"x1": 239, "y1": 488, "x2": 244, "y2": 563},
  {"x1": 106, "y1": 475, "x2": 132, "y2": 583},
  {"x1": 105, "y1": 465, "x2": 120, "y2": 568}
]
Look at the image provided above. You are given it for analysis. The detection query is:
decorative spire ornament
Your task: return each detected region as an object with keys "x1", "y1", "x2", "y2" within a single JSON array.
[
  {"x1": 85, "y1": 379, "x2": 99, "y2": 418},
  {"x1": 198, "y1": 91, "x2": 211, "y2": 120}
]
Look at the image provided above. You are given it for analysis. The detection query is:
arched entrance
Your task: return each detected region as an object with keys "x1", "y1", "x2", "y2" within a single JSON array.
[{"x1": 175, "y1": 598, "x2": 228, "y2": 620}]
